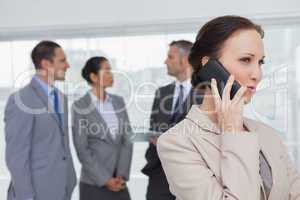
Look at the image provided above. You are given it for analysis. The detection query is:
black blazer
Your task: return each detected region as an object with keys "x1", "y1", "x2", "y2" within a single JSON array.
[{"x1": 142, "y1": 82, "x2": 202, "y2": 176}]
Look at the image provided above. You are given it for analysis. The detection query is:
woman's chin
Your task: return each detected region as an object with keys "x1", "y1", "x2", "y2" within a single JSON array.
[{"x1": 243, "y1": 94, "x2": 253, "y2": 104}]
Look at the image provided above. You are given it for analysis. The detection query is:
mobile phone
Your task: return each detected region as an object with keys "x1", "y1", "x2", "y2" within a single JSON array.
[{"x1": 196, "y1": 58, "x2": 241, "y2": 99}]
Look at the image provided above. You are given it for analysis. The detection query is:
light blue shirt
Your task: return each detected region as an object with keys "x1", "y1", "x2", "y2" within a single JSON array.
[
  {"x1": 89, "y1": 91, "x2": 119, "y2": 140},
  {"x1": 33, "y1": 76, "x2": 63, "y2": 115}
]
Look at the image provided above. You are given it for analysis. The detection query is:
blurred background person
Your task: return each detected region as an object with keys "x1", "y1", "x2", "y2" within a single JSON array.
[
  {"x1": 72, "y1": 56, "x2": 133, "y2": 200},
  {"x1": 4, "y1": 41, "x2": 77, "y2": 200},
  {"x1": 142, "y1": 40, "x2": 202, "y2": 200}
]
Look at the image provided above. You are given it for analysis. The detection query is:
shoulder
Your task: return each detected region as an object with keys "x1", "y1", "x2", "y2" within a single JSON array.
[
  {"x1": 108, "y1": 94, "x2": 126, "y2": 107},
  {"x1": 153, "y1": 82, "x2": 175, "y2": 98},
  {"x1": 71, "y1": 93, "x2": 93, "y2": 116},
  {"x1": 109, "y1": 93, "x2": 124, "y2": 102},
  {"x1": 6, "y1": 84, "x2": 35, "y2": 107},
  {"x1": 157, "y1": 117, "x2": 204, "y2": 153},
  {"x1": 72, "y1": 94, "x2": 87, "y2": 108},
  {"x1": 244, "y1": 118, "x2": 289, "y2": 159},
  {"x1": 245, "y1": 117, "x2": 283, "y2": 144},
  {"x1": 159, "y1": 82, "x2": 175, "y2": 92},
  {"x1": 5, "y1": 85, "x2": 35, "y2": 118}
]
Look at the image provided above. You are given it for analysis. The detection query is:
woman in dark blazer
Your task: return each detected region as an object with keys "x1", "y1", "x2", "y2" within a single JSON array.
[{"x1": 72, "y1": 56, "x2": 133, "y2": 200}]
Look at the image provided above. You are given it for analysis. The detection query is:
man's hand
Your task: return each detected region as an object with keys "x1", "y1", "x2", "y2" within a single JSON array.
[
  {"x1": 116, "y1": 176, "x2": 126, "y2": 189},
  {"x1": 105, "y1": 177, "x2": 126, "y2": 192},
  {"x1": 105, "y1": 178, "x2": 122, "y2": 192}
]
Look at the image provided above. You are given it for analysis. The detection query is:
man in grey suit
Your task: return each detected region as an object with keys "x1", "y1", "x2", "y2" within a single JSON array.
[{"x1": 4, "y1": 41, "x2": 77, "y2": 200}]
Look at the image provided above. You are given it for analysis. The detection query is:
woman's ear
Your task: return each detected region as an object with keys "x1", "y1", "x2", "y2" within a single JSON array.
[
  {"x1": 89, "y1": 73, "x2": 98, "y2": 84},
  {"x1": 201, "y1": 56, "x2": 210, "y2": 66}
]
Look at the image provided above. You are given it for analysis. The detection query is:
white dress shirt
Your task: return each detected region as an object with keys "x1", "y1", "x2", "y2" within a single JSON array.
[
  {"x1": 89, "y1": 91, "x2": 119, "y2": 140},
  {"x1": 171, "y1": 79, "x2": 192, "y2": 113}
]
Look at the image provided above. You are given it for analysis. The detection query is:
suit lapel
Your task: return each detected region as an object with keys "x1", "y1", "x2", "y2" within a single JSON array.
[
  {"x1": 30, "y1": 78, "x2": 63, "y2": 130},
  {"x1": 62, "y1": 93, "x2": 68, "y2": 133},
  {"x1": 185, "y1": 106, "x2": 277, "y2": 199},
  {"x1": 244, "y1": 119, "x2": 283, "y2": 200},
  {"x1": 185, "y1": 106, "x2": 223, "y2": 181},
  {"x1": 165, "y1": 83, "x2": 175, "y2": 117},
  {"x1": 161, "y1": 83, "x2": 175, "y2": 124},
  {"x1": 82, "y1": 93, "x2": 115, "y2": 144}
]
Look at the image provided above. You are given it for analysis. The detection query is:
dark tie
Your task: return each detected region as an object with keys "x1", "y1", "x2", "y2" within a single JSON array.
[
  {"x1": 52, "y1": 89, "x2": 62, "y2": 125},
  {"x1": 170, "y1": 84, "x2": 184, "y2": 123}
]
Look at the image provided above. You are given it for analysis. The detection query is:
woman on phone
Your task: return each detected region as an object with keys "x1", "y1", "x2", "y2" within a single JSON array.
[{"x1": 157, "y1": 16, "x2": 300, "y2": 200}]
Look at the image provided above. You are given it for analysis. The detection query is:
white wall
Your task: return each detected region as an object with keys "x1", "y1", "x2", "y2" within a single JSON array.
[
  {"x1": 1, "y1": 0, "x2": 300, "y2": 39},
  {"x1": 0, "y1": 0, "x2": 300, "y2": 27}
]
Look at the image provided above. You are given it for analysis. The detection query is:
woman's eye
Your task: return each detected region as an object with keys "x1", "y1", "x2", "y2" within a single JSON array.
[
  {"x1": 259, "y1": 59, "x2": 265, "y2": 65},
  {"x1": 240, "y1": 57, "x2": 251, "y2": 63}
]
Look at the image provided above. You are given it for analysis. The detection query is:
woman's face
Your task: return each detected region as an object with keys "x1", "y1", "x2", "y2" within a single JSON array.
[
  {"x1": 93, "y1": 60, "x2": 114, "y2": 88},
  {"x1": 218, "y1": 29, "x2": 265, "y2": 103}
]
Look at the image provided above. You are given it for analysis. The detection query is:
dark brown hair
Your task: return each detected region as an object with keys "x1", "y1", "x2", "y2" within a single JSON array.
[
  {"x1": 31, "y1": 40, "x2": 61, "y2": 69},
  {"x1": 189, "y1": 15, "x2": 264, "y2": 87},
  {"x1": 81, "y1": 56, "x2": 108, "y2": 84}
]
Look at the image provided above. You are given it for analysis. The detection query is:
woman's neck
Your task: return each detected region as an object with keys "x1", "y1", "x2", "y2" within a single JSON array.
[{"x1": 91, "y1": 86, "x2": 106, "y2": 101}]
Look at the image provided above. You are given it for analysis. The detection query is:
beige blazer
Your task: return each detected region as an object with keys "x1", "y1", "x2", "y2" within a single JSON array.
[{"x1": 157, "y1": 105, "x2": 300, "y2": 200}]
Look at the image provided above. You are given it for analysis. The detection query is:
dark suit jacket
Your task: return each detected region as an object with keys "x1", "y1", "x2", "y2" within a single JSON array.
[{"x1": 142, "y1": 82, "x2": 202, "y2": 176}]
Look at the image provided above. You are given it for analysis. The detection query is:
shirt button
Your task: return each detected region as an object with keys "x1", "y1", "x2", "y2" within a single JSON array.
[{"x1": 62, "y1": 157, "x2": 66, "y2": 161}]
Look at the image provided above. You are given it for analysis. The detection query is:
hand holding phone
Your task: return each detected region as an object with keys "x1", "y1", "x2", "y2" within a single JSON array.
[
  {"x1": 196, "y1": 58, "x2": 241, "y2": 99},
  {"x1": 195, "y1": 58, "x2": 249, "y2": 133},
  {"x1": 210, "y1": 76, "x2": 247, "y2": 133}
]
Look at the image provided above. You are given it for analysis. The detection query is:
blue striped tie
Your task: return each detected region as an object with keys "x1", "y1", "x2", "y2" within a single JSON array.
[{"x1": 52, "y1": 89, "x2": 62, "y2": 125}]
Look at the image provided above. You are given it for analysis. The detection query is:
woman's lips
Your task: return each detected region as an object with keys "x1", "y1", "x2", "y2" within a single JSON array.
[{"x1": 247, "y1": 86, "x2": 256, "y2": 93}]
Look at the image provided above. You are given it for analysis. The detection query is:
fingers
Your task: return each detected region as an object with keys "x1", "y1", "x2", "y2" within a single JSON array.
[
  {"x1": 116, "y1": 176, "x2": 125, "y2": 185},
  {"x1": 108, "y1": 184, "x2": 122, "y2": 192},
  {"x1": 210, "y1": 78, "x2": 221, "y2": 110},
  {"x1": 107, "y1": 184, "x2": 119, "y2": 192},
  {"x1": 106, "y1": 178, "x2": 122, "y2": 192},
  {"x1": 222, "y1": 75, "x2": 234, "y2": 102},
  {"x1": 212, "y1": 75, "x2": 234, "y2": 112},
  {"x1": 119, "y1": 183, "x2": 126, "y2": 190},
  {"x1": 112, "y1": 177, "x2": 126, "y2": 191},
  {"x1": 210, "y1": 75, "x2": 245, "y2": 133},
  {"x1": 232, "y1": 86, "x2": 247, "y2": 105}
]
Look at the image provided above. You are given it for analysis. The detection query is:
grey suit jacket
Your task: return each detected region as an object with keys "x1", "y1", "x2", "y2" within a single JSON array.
[
  {"x1": 71, "y1": 92, "x2": 133, "y2": 188},
  {"x1": 4, "y1": 78, "x2": 77, "y2": 200}
]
